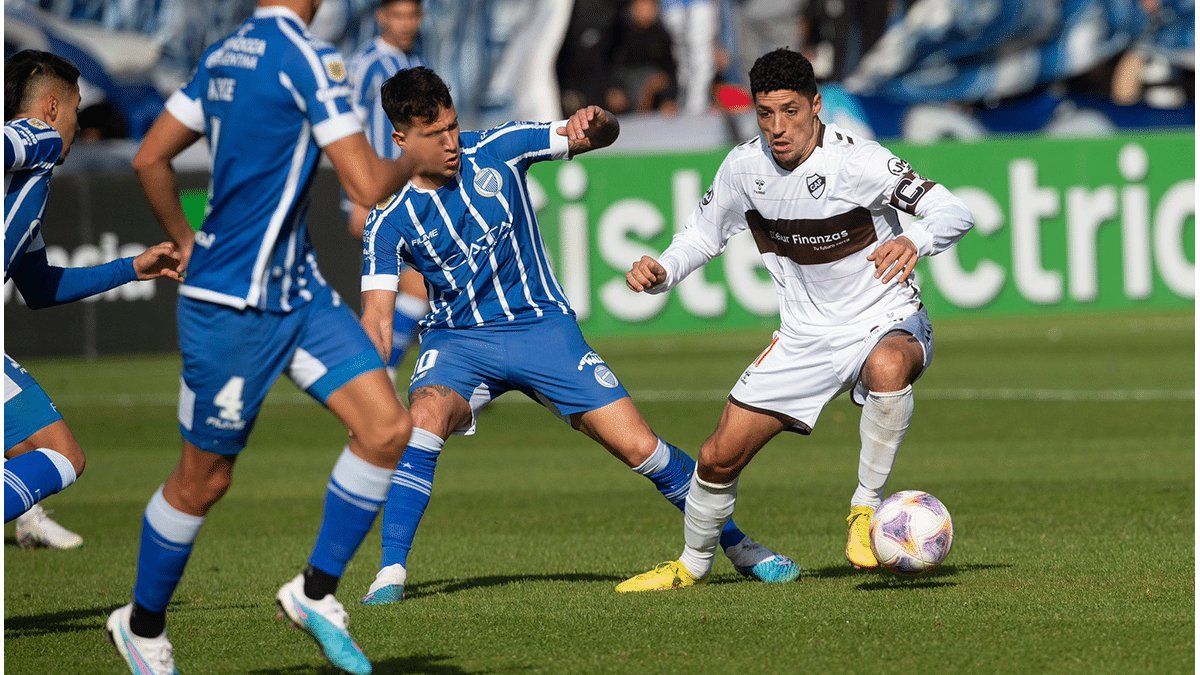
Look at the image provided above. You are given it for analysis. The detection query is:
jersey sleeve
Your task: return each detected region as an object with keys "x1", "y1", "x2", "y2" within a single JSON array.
[
  {"x1": 470, "y1": 121, "x2": 570, "y2": 170},
  {"x1": 280, "y1": 41, "x2": 363, "y2": 148},
  {"x1": 3, "y1": 121, "x2": 63, "y2": 171},
  {"x1": 10, "y1": 243, "x2": 138, "y2": 310},
  {"x1": 852, "y1": 144, "x2": 974, "y2": 257},
  {"x1": 361, "y1": 198, "x2": 409, "y2": 292},
  {"x1": 652, "y1": 152, "x2": 750, "y2": 293},
  {"x1": 164, "y1": 63, "x2": 208, "y2": 133}
]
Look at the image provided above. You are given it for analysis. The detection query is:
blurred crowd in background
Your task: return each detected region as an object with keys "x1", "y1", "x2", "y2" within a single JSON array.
[{"x1": 4, "y1": 0, "x2": 1194, "y2": 148}]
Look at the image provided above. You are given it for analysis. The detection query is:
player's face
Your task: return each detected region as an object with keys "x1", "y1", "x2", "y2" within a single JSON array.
[
  {"x1": 754, "y1": 89, "x2": 822, "y2": 170},
  {"x1": 50, "y1": 83, "x2": 81, "y2": 160},
  {"x1": 396, "y1": 104, "x2": 460, "y2": 180},
  {"x1": 377, "y1": 1, "x2": 422, "y2": 52}
]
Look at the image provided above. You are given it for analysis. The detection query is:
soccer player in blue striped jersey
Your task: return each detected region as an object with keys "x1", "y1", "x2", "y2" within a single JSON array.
[
  {"x1": 105, "y1": 2, "x2": 418, "y2": 673},
  {"x1": 345, "y1": 0, "x2": 428, "y2": 372},
  {"x1": 3, "y1": 51, "x2": 183, "y2": 546},
  {"x1": 357, "y1": 67, "x2": 799, "y2": 605}
]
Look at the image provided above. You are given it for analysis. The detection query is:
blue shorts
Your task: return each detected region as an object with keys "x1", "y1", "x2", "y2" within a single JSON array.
[
  {"x1": 4, "y1": 354, "x2": 63, "y2": 452},
  {"x1": 177, "y1": 284, "x2": 383, "y2": 454},
  {"x1": 408, "y1": 314, "x2": 629, "y2": 434}
]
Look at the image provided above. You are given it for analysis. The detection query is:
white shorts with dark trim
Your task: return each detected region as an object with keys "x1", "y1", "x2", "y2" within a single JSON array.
[{"x1": 728, "y1": 308, "x2": 933, "y2": 434}]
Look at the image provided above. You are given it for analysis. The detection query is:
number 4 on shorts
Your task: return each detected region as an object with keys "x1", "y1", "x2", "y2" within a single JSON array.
[{"x1": 214, "y1": 377, "x2": 245, "y2": 422}]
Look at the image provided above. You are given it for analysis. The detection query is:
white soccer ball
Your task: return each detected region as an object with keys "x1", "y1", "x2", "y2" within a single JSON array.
[{"x1": 869, "y1": 490, "x2": 954, "y2": 576}]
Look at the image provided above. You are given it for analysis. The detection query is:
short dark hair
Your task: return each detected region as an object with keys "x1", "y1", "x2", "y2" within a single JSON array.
[
  {"x1": 748, "y1": 48, "x2": 817, "y2": 100},
  {"x1": 378, "y1": 0, "x2": 420, "y2": 7},
  {"x1": 381, "y1": 66, "x2": 452, "y2": 129},
  {"x1": 5, "y1": 50, "x2": 80, "y2": 121}
]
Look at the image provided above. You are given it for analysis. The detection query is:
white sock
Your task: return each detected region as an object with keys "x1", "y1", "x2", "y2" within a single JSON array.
[
  {"x1": 631, "y1": 439, "x2": 670, "y2": 475},
  {"x1": 36, "y1": 448, "x2": 77, "y2": 490},
  {"x1": 145, "y1": 485, "x2": 204, "y2": 544},
  {"x1": 332, "y1": 446, "x2": 394, "y2": 503},
  {"x1": 678, "y1": 472, "x2": 737, "y2": 579},
  {"x1": 851, "y1": 385, "x2": 913, "y2": 508}
]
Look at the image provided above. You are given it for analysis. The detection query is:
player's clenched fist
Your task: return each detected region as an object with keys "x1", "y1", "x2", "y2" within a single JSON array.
[
  {"x1": 626, "y1": 255, "x2": 666, "y2": 292},
  {"x1": 133, "y1": 241, "x2": 186, "y2": 282},
  {"x1": 866, "y1": 236, "x2": 918, "y2": 284}
]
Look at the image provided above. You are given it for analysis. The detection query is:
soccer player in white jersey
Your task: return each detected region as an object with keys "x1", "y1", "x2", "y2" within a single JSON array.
[
  {"x1": 105, "y1": 1, "x2": 417, "y2": 673},
  {"x1": 345, "y1": 0, "x2": 429, "y2": 371},
  {"x1": 617, "y1": 48, "x2": 975, "y2": 592},
  {"x1": 356, "y1": 67, "x2": 798, "y2": 605},
  {"x1": 4, "y1": 50, "x2": 184, "y2": 549}
]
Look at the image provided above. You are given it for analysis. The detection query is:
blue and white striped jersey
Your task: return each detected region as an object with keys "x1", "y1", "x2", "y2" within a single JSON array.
[
  {"x1": 164, "y1": 5, "x2": 363, "y2": 312},
  {"x1": 4, "y1": 118, "x2": 62, "y2": 281},
  {"x1": 348, "y1": 37, "x2": 423, "y2": 159},
  {"x1": 361, "y1": 121, "x2": 572, "y2": 329}
]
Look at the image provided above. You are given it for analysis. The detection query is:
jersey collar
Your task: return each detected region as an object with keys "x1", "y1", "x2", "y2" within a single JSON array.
[
  {"x1": 374, "y1": 36, "x2": 414, "y2": 59},
  {"x1": 253, "y1": 5, "x2": 307, "y2": 26}
]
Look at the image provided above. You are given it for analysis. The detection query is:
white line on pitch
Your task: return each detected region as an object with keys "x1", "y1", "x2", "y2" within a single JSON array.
[{"x1": 50, "y1": 387, "x2": 1194, "y2": 407}]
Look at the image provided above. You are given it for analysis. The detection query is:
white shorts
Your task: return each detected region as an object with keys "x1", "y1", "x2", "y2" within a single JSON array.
[{"x1": 728, "y1": 308, "x2": 934, "y2": 434}]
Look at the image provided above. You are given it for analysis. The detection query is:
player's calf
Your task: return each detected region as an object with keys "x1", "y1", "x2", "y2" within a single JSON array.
[{"x1": 4, "y1": 421, "x2": 85, "y2": 523}]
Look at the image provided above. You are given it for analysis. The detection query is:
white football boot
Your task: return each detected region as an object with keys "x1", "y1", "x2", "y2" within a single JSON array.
[
  {"x1": 15, "y1": 504, "x2": 83, "y2": 549},
  {"x1": 106, "y1": 604, "x2": 178, "y2": 675},
  {"x1": 361, "y1": 563, "x2": 407, "y2": 605},
  {"x1": 725, "y1": 536, "x2": 801, "y2": 583},
  {"x1": 276, "y1": 574, "x2": 372, "y2": 674}
]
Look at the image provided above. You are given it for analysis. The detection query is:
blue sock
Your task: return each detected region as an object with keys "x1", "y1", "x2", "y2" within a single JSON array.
[
  {"x1": 308, "y1": 447, "x2": 393, "y2": 578},
  {"x1": 133, "y1": 486, "x2": 204, "y2": 612},
  {"x1": 4, "y1": 448, "x2": 76, "y2": 523},
  {"x1": 634, "y1": 440, "x2": 747, "y2": 550},
  {"x1": 387, "y1": 299, "x2": 424, "y2": 367},
  {"x1": 381, "y1": 428, "x2": 443, "y2": 568}
]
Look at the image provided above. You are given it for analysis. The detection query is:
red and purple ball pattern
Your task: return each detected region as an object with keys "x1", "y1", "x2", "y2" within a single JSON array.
[{"x1": 869, "y1": 490, "x2": 954, "y2": 576}]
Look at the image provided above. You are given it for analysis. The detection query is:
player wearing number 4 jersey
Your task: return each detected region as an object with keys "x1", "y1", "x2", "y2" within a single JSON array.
[
  {"x1": 356, "y1": 67, "x2": 796, "y2": 605},
  {"x1": 618, "y1": 48, "x2": 975, "y2": 592},
  {"x1": 107, "y1": 2, "x2": 417, "y2": 673}
]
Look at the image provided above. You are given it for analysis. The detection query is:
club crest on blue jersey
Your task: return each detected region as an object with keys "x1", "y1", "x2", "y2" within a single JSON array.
[
  {"x1": 473, "y1": 167, "x2": 502, "y2": 198},
  {"x1": 322, "y1": 54, "x2": 347, "y2": 82}
]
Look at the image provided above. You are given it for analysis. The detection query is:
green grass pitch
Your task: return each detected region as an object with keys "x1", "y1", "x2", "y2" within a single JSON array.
[{"x1": 4, "y1": 310, "x2": 1194, "y2": 673}]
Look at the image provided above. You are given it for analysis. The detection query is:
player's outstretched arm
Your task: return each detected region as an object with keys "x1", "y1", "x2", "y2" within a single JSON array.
[
  {"x1": 626, "y1": 256, "x2": 667, "y2": 293},
  {"x1": 361, "y1": 288, "x2": 399, "y2": 362},
  {"x1": 132, "y1": 112, "x2": 203, "y2": 271},
  {"x1": 558, "y1": 106, "x2": 620, "y2": 157},
  {"x1": 10, "y1": 242, "x2": 183, "y2": 309},
  {"x1": 347, "y1": 203, "x2": 370, "y2": 240},
  {"x1": 326, "y1": 133, "x2": 415, "y2": 209}
]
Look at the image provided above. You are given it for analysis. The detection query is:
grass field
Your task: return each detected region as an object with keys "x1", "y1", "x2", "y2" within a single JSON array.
[{"x1": 4, "y1": 310, "x2": 1194, "y2": 673}]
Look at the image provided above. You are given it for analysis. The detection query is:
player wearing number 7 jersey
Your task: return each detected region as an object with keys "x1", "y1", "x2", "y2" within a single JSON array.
[
  {"x1": 618, "y1": 48, "x2": 975, "y2": 592},
  {"x1": 106, "y1": 1, "x2": 417, "y2": 673},
  {"x1": 355, "y1": 67, "x2": 798, "y2": 605}
]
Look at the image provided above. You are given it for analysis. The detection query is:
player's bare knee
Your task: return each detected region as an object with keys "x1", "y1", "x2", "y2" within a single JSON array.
[
  {"x1": 629, "y1": 433, "x2": 660, "y2": 466},
  {"x1": 355, "y1": 412, "x2": 411, "y2": 461},
  {"x1": 408, "y1": 385, "x2": 469, "y2": 439},
  {"x1": 54, "y1": 439, "x2": 86, "y2": 477},
  {"x1": 172, "y1": 472, "x2": 231, "y2": 514},
  {"x1": 863, "y1": 348, "x2": 913, "y2": 391},
  {"x1": 698, "y1": 439, "x2": 742, "y2": 484}
]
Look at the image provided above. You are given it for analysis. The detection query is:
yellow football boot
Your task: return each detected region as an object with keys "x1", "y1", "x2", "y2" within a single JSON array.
[
  {"x1": 615, "y1": 560, "x2": 701, "y2": 593},
  {"x1": 845, "y1": 505, "x2": 879, "y2": 569}
]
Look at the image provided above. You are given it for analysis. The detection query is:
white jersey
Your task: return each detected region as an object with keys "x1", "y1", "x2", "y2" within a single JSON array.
[{"x1": 650, "y1": 121, "x2": 974, "y2": 334}]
